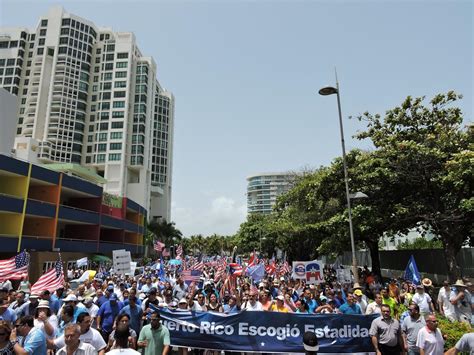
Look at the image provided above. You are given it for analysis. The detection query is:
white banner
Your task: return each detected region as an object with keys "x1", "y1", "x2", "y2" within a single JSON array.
[
  {"x1": 76, "y1": 257, "x2": 88, "y2": 268},
  {"x1": 127, "y1": 261, "x2": 137, "y2": 276},
  {"x1": 291, "y1": 260, "x2": 324, "y2": 284},
  {"x1": 113, "y1": 249, "x2": 131, "y2": 275}
]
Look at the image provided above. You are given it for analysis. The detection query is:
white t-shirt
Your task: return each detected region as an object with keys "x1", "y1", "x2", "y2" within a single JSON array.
[
  {"x1": 55, "y1": 327, "x2": 107, "y2": 351},
  {"x1": 106, "y1": 348, "x2": 141, "y2": 354},
  {"x1": 437, "y1": 287, "x2": 456, "y2": 318},
  {"x1": 416, "y1": 327, "x2": 444, "y2": 355},
  {"x1": 412, "y1": 292, "x2": 432, "y2": 314},
  {"x1": 242, "y1": 301, "x2": 263, "y2": 311},
  {"x1": 34, "y1": 315, "x2": 58, "y2": 339}
]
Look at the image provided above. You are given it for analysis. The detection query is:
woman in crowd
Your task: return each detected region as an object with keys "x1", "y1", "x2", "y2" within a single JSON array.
[
  {"x1": 34, "y1": 300, "x2": 58, "y2": 338},
  {"x1": 0, "y1": 321, "x2": 14, "y2": 355},
  {"x1": 106, "y1": 313, "x2": 137, "y2": 351},
  {"x1": 206, "y1": 293, "x2": 222, "y2": 312}
]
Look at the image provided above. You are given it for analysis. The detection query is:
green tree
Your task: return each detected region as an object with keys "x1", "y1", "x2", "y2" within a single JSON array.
[
  {"x1": 397, "y1": 237, "x2": 443, "y2": 250},
  {"x1": 355, "y1": 92, "x2": 473, "y2": 281},
  {"x1": 147, "y1": 219, "x2": 183, "y2": 250}
]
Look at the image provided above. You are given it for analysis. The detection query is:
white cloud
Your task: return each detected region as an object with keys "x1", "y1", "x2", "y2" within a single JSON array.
[{"x1": 171, "y1": 196, "x2": 247, "y2": 237}]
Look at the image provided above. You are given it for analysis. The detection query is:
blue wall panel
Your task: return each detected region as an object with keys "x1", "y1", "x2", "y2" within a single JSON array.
[
  {"x1": 101, "y1": 215, "x2": 124, "y2": 229},
  {"x1": 56, "y1": 239, "x2": 98, "y2": 253},
  {"x1": 31, "y1": 165, "x2": 60, "y2": 185},
  {"x1": 21, "y1": 237, "x2": 53, "y2": 251},
  {"x1": 59, "y1": 206, "x2": 100, "y2": 224},
  {"x1": 61, "y1": 174, "x2": 102, "y2": 197},
  {"x1": 0, "y1": 155, "x2": 29, "y2": 176},
  {"x1": 0, "y1": 236, "x2": 20, "y2": 252},
  {"x1": 27, "y1": 199, "x2": 56, "y2": 218},
  {"x1": 0, "y1": 195, "x2": 23, "y2": 213}
]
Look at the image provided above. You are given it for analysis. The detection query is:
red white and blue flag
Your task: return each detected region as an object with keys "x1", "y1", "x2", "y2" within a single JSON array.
[
  {"x1": 182, "y1": 270, "x2": 202, "y2": 284},
  {"x1": 31, "y1": 258, "x2": 64, "y2": 295},
  {"x1": 0, "y1": 251, "x2": 30, "y2": 282},
  {"x1": 228, "y1": 263, "x2": 243, "y2": 276},
  {"x1": 176, "y1": 244, "x2": 183, "y2": 259}
]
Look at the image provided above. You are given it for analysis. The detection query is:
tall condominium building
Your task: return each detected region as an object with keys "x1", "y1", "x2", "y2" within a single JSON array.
[
  {"x1": 247, "y1": 173, "x2": 294, "y2": 214},
  {"x1": 0, "y1": 6, "x2": 174, "y2": 221}
]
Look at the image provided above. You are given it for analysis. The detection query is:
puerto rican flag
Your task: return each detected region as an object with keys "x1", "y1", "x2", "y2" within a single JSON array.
[{"x1": 228, "y1": 263, "x2": 243, "y2": 276}]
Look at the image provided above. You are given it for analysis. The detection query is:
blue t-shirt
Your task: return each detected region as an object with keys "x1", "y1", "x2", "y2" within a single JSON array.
[
  {"x1": 0, "y1": 308, "x2": 17, "y2": 323},
  {"x1": 73, "y1": 305, "x2": 87, "y2": 322},
  {"x1": 304, "y1": 298, "x2": 318, "y2": 313},
  {"x1": 120, "y1": 304, "x2": 143, "y2": 335},
  {"x1": 98, "y1": 301, "x2": 123, "y2": 332},
  {"x1": 23, "y1": 327, "x2": 47, "y2": 355},
  {"x1": 48, "y1": 295, "x2": 62, "y2": 315},
  {"x1": 339, "y1": 302, "x2": 362, "y2": 314},
  {"x1": 97, "y1": 295, "x2": 109, "y2": 308}
]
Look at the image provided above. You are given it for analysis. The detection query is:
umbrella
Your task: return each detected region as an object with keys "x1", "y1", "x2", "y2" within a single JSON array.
[{"x1": 168, "y1": 259, "x2": 182, "y2": 265}]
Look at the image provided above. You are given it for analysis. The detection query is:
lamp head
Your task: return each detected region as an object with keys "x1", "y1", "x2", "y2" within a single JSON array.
[{"x1": 318, "y1": 86, "x2": 338, "y2": 96}]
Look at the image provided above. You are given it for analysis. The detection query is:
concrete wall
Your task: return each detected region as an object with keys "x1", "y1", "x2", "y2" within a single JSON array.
[{"x1": 0, "y1": 88, "x2": 18, "y2": 155}]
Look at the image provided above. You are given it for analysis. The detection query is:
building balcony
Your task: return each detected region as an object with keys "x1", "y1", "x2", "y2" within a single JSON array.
[
  {"x1": 58, "y1": 205, "x2": 100, "y2": 224},
  {"x1": 26, "y1": 199, "x2": 56, "y2": 218},
  {"x1": 0, "y1": 194, "x2": 24, "y2": 214}
]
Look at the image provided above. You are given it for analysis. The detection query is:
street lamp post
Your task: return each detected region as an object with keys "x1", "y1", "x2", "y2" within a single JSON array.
[{"x1": 319, "y1": 79, "x2": 360, "y2": 284}]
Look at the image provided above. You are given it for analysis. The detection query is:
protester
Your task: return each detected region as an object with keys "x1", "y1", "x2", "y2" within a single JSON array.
[
  {"x1": 10, "y1": 315, "x2": 47, "y2": 355},
  {"x1": 303, "y1": 330, "x2": 319, "y2": 355},
  {"x1": 33, "y1": 299, "x2": 57, "y2": 338},
  {"x1": 242, "y1": 289, "x2": 263, "y2": 311},
  {"x1": 444, "y1": 332, "x2": 474, "y2": 354},
  {"x1": 437, "y1": 280, "x2": 456, "y2": 322},
  {"x1": 106, "y1": 323, "x2": 140, "y2": 354},
  {"x1": 415, "y1": 314, "x2": 444, "y2": 355},
  {"x1": 56, "y1": 323, "x2": 97, "y2": 355},
  {"x1": 450, "y1": 279, "x2": 472, "y2": 324},
  {"x1": 412, "y1": 285, "x2": 434, "y2": 317},
  {"x1": 338, "y1": 293, "x2": 362, "y2": 314},
  {"x1": 137, "y1": 311, "x2": 170, "y2": 355},
  {"x1": 97, "y1": 293, "x2": 124, "y2": 342},
  {"x1": 0, "y1": 320, "x2": 14, "y2": 354},
  {"x1": 369, "y1": 304, "x2": 403, "y2": 355},
  {"x1": 401, "y1": 303, "x2": 425, "y2": 355},
  {"x1": 106, "y1": 313, "x2": 137, "y2": 351}
]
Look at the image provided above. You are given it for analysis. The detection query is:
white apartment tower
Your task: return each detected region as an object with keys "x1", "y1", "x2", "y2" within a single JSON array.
[{"x1": 0, "y1": 6, "x2": 174, "y2": 221}]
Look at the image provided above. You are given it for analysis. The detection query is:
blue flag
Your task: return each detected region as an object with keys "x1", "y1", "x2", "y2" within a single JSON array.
[
  {"x1": 404, "y1": 255, "x2": 421, "y2": 285},
  {"x1": 246, "y1": 263, "x2": 265, "y2": 282}
]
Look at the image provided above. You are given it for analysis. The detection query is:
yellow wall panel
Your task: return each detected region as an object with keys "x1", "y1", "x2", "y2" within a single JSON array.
[
  {"x1": 0, "y1": 176, "x2": 28, "y2": 198},
  {"x1": 0, "y1": 213, "x2": 22, "y2": 235}
]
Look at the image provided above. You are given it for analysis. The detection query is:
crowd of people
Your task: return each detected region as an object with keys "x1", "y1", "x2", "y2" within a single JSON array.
[{"x1": 0, "y1": 256, "x2": 472, "y2": 355}]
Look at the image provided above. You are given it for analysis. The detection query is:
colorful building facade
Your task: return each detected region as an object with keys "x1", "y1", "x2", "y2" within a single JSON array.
[{"x1": 0, "y1": 154, "x2": 145, "y2": 257}]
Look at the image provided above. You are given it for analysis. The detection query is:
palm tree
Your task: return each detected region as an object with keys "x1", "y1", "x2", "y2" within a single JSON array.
[{"x1": 147, "y1": 219, "x2": 183, "y2": 251}]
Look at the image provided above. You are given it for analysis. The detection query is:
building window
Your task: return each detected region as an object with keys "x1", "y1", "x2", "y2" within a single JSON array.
[
  {"x1": 117, "y1": 52, "x2": 128, "y2": 59},
  {"x1": 114, "y1": 91, "x2": 126, "y2": 98},
  {"x1": 97, "y1": 143, "x2": 106, "y2": 152},
  {"x1": 109, "y1": 143, "x2": 122, "y2": 150},
  {"x1": 39, "y1": 29, "x2": 47, "y2": 36},
  {"x1": 115, "y1": 71, "x2": 127, "y2": 78},
  {"x1": 114, "y1": 81, "x2": 126, "y2": 88},
  {"x1": 97, "y1": 154, "x2": 106, "y2": 163},
  {"x1": 62, "y1": 18, "x2": 70, "y2": 26},
  {"x1": 109, "y1": 153, "x2": 121, "y2": 161},
  {"x1": 106, "y1": 44, "x2": 115, "y2": 52},
  {"x1": 104, "y1": 63, "x2": 113, "y2": 71},
  {"x1": 98, "y1": 133, "x2": 107, "y2": 141},
  {"x1": 113, "y1": 101, "x2": 125, "y2": 108},
  {"x1": 104, "y1": 72, "x2": 113, "y2": 80},
  {"x1": 110, "y1": 132, "x2": 123, "y2": 139},
  {"x1": 38, "y1": 38, "x2": 45, "y2": 45},
  {"x1": 37, "y1": 47, "x2": 44, "y2": 55},
  {"x1": 111, "y1": 121, "x2": 124, "y2": 129},
  {"x1": 16, "y1": 127, "x2": 22, "y2": 134},
  {"x1": 116, "y1": 61, "x2": 127, "y2": 68},
  {"x1": 112, "y1": 111, "x2": 124, "y2": 118}
]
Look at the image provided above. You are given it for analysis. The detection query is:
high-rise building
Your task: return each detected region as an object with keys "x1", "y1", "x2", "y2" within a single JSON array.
[
  {"x1": 247, "y1": 173, "x2": 294, "y2": 214},
  {"x1": 0, "y1": 6, "x2": 173, "y2": 221}
]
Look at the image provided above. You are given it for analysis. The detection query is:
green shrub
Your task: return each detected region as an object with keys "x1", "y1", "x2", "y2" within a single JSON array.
[{"x1": 437, "y1": 315, "x2": 472, "y2": 350}]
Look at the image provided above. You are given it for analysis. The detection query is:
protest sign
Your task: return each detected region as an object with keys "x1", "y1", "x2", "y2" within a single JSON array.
[
  {"x1": 112, "y1": 249, "x2": 131, "y2": 275},
  {"x1": 292, "y1": 260, "x2": 324, "y2": 284}
]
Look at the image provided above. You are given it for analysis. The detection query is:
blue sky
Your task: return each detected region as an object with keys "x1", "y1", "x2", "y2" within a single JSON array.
[{"x1": 1, "y1": 0, "x2": 472, "y2": 237}]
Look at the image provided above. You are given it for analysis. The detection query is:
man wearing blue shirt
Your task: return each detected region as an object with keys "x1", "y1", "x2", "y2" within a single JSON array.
[
  {"x1": 97, "y1": 293, "x2": 123, "y2": 342},
  {"x1": 339, "y1": 293, "x2": 362, "y2": 314},
  {"x1": 0, "y1": 299, "x2": 17, "y2": 323},
  {"x1": 10, "y1": 315, "x2": 47, "y2": 355},
  {"x1": 120, "y1": 295, "x2": 143, "y2": 335}
]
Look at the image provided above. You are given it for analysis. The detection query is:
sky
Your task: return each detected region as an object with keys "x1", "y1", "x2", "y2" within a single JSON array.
[{"x1": 1, "y1": 0, "x2": 472, "y2": 237}]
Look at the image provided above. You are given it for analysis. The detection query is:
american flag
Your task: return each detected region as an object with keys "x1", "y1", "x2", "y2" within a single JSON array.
[
  {"x1": 213, "y1": 260, "x2": 227, "y2": 282},
  {"x1": 182, "y1": 270, "x2": 202, "y2": 284},
  {"x1": 247, "y1": 252, "x2": 256, "y2": 268},
  {"x1": 176, "y1": 244, "x2": 183, "y2": 259},
  {"x1": 265, "y1": 260, "x2": 276, "y2": 275},
  {"x1": 31, "y1": 258, "x2": 64, "y2": 295},
  {"x1": 153, "y1": 240, "x2": 165, "y2": 252},
  {"x1": 280, "y1": 261, "x2": 291, "y2": 275},
  {"x1": 0, "y1": 251, "x2": 29, "y2": 282}
]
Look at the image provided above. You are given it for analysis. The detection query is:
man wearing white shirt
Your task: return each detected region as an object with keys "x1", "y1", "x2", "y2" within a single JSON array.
[
  {"x1": 56, "y1": 323, "x2": 97, "y2": 355},
  {"x1": 365, "y1": 293, "x2": 383, "y2": 315},
  {"x1": 437, "y1": 280, "x2": 456, "y2": 322},
  {"x1": 242, "y1": 290, "x2": 263, "y2": 311},
  {"x1": 412, "y1": 285, "x2": 433, "y2": 316},
  {"x1": 416, "y1": 314, "x2": 444, "y2": 355}
]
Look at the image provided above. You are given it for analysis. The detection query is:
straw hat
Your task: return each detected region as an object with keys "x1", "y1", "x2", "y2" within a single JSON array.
[
  {"x1": 37, "y1": 300, "x2": 50, "y2": 309},
  {"x1": 352, "y1": 283, "x2": 363, "y2": 290},
  {"x1": 422, "y1": 278, "x2": 432, "y2": 287},
  {"x1": 452, "y1": 279, "x2": 467, "y2": 288}
]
